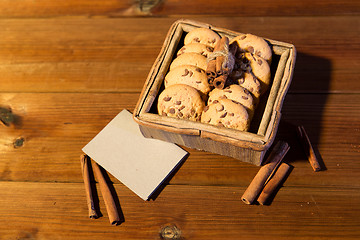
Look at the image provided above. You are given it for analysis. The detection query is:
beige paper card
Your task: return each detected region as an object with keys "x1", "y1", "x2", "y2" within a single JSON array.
[{"x1": 82, "y1": 109, "x2": 188, "y2": 200}]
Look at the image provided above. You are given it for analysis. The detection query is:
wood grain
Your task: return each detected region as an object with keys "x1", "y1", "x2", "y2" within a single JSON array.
[
  {"x1": 0, "y1": 0, "x2": 358, "y2": 17},
  {"x1": 0, "y1": 181, "x2": 359, "y2": 240},
  {"x1": 0, "y1": 93, "x2": 359, "y2": 189},
  {"x1": 0, "y1": 2, "x2": 359, "y2": 238},
  {"x1": 0, "y1": 17, "x2": 358, "y2": 93}
]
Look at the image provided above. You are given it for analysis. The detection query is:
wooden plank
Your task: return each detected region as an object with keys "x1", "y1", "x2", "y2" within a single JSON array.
[
  {"x1": 0, "y1": 181, "x2": 359, "y2": 240},
  {"x1": 0, "y1": 93, "x2": 359, "y2": 189},
  {"x1": 0, "y1": 0, "x2": 358, "y2": 17},
  {"x1": 0, "y1": 0, "x2": 133, "y2": 18},
  {"x1": 0, "y1": 17, "x2": 359, "y2": 93},
  {"x1": 152, "y1": 0, "x2": 360, "y2": 17}
]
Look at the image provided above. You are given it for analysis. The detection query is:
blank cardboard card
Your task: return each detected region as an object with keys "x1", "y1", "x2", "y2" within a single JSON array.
[{"x1": 82, "y1": 109, "x2": 188, "y2": 200}]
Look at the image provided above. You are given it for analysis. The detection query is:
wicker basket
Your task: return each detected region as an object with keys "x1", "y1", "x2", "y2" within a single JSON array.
[{"x1": 133, "y1": 19, "x2": 296, "y2": 166}]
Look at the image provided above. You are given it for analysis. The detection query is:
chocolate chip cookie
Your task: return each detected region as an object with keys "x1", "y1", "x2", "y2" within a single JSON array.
[
  {"x1": 170, "y1": 52, "x2": 208, "y2": 71},
  {"x1": 230, "y1": 33, "x2": 272, "y2": 63},
  {"x1": 201, "y1": 99, "x2": 250, "y2": 131},
  {"x1": 236, "y1": 72, "x2": 262, "y2": 106},
  {"x1": 208, "y1": 84, "x2": 255, "y2": 119},
  {"x1": 184, "y1": 27, "x2": 221, "y2": 48},
  {"x1": 164, "y1": 65, "x2": 211, "y2": 97},
  {"x1": 239, "y1": 53, "x2": 271, "y2": 95},
  {"x1": 177, "y1": 43, "x2": 214, "y2": 58},
  {"x1": 157, "y1": 84, "x2": 205, "y2": 121}
]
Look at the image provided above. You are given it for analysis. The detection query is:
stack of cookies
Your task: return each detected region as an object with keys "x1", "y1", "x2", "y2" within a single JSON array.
[{"x1": 157, "y1": 27, "x2": 272, "y2": 132}]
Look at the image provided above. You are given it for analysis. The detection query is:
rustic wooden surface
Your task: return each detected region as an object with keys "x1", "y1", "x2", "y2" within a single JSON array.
[{"x1": 1, "y1": 1, "x2": 359, "y2": 239}]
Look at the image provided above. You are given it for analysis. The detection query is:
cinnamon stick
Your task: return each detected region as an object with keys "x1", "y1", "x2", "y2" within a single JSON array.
[
  {"x1": 213, "y1": 75, "x2": 227, "y2": 89},
  {"x1": 296, "y1": 125, "x2": 321, "y2": 171},
  {"x1": 91, "y1": 160, "x2": 121, "y2": 225},
  {"x1": 241, "y1": 141, "x2": 290, "y2": 205},
  {"x1": 206, "y1": 36, "x2": 234, "y2": 89},
  {"x1": 206, "y1": 59, "x2": 216, "y2": 83},
  {"x1": 80, "y1": 154, "x2": 98, "y2": 219},
  {"x1": 257, "y1": 162, "x2": 292, "y2": 205},
  {"x1": 214, "y1": 36, "x2": 228, "y2": 52},
  {"x1": 205, "y1": 38, "x2": 223, "y2": 79},
  {"x1": 215, "y1": 55, "x2": 226, "y2": 75}
]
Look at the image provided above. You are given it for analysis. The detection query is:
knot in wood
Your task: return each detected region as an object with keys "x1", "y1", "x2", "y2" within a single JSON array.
[
  {"x1": 137, "y1": 0, "x2": 163, "y2": 13},
  {"x1": 13, "y1": 137, "x2": 25, "y2": 148},
  {"x1": 0, "y1": 107, "x2": 14, "y2": 126},
  {"x1": 160, "y1": 224, "x2": 181, "y2": 240}
]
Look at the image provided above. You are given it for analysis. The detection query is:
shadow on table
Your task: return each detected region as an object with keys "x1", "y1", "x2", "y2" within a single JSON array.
[
  {"x1": 148, "y1": 152, "x2": 190, "y2": 201},
  {"x1": 276, "y1": 51, "x2": 331, "y2": 169},
  {"x1": 253, "y1": 52, "x2": 331, "y2": 206}
]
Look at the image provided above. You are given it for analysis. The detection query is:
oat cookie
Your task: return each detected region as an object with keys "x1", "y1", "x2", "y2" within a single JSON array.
[
  {"x1": 157, "y1": 84, "x2": 205, "y2": 121},
  {"x1": 177, "y1": 43, "x2": 214, "y2": 58},
  {"x1": 208, "y1": 84, "x2": 255, "y2": 119},
  {"x1": 201, "y1": 99, "x2": 250, "y2": 131},
  {"x1": 170, "y1": 52, "x2": 208, "y2": 71},
  {"x1": 164, "y1": 65, "x2": 211, "y2": 96},
  {"x1": 230, "y1": 33, "x2": 272, "y2": 63},
  {"x1": 184, "y1": 28, "x2": 221, "y2": 48}
]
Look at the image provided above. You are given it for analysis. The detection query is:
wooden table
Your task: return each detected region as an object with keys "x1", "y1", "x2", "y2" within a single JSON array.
[{"x1": 1, "y1": 1, "x2": 359, "y2": 239}]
